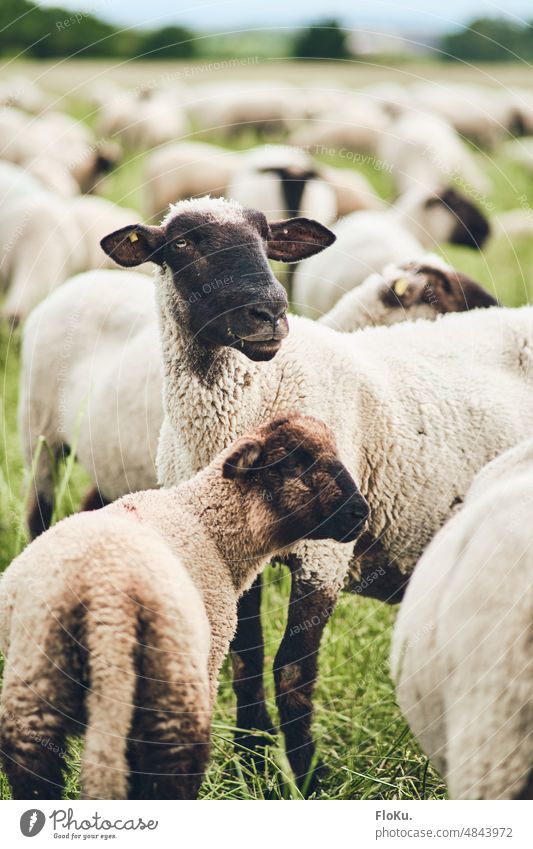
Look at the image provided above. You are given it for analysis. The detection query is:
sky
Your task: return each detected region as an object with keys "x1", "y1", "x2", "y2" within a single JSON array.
[{"x1": 37, "y1": 0, "x2": 533, "y2": 32}]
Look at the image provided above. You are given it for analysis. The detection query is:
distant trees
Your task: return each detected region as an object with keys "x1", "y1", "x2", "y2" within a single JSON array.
[
  {"x1": 0, "y1": 1, "x2": 197, "y2": 59},
  {"x1": 440, "y1": 17, "x2": 533, "y2": 63},
  {"x1": 292, "y1": 19, "x2": 350, "y2": 60}
]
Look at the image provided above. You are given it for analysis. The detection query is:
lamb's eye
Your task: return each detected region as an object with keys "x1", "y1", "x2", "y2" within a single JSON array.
[{"x1": 172, "y1": 238, "x2": 189, "y2": 250}]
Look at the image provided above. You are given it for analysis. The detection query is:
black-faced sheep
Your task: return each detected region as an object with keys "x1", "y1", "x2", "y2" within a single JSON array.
[{"x1": 101, "y1": 196, "x2": 533, "y2": 790}]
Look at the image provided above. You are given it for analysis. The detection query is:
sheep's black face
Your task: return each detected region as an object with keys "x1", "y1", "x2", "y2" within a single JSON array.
[
  {"x1": 429, "y1": 188, "x2": 490, "y2": 249},
  {"x1": 100, "y1": 200, "x2": 335, "y2": 362},
  {"x1": 161, "y1": 209, "x2": 289, "y2": 362},
  {"x1": 223, "y1": 415, "x2": 369, "y2": 549}
]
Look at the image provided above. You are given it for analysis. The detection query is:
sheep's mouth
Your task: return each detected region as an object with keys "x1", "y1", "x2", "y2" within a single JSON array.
[{"x1": 233, "y1": 338, "x2": 283, "y2": 361}]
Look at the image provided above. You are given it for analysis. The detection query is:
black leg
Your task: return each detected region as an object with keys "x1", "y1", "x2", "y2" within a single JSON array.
[
  {"x1": 273, "y1": 555, "x2": 339, "y2": 794},
  {"x1": 0, "y1": 712, "x2": 66, "y2": 799},
  {"x1": 231, "y1": 574, "x2": 275, "y2": 757}
]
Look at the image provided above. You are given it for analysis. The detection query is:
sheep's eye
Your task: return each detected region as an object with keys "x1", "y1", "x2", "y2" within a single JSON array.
[{"x1": 172, "y1": 238, "x2": 189, "y2": 250}]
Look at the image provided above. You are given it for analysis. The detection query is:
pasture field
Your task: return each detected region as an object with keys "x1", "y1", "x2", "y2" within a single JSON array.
[{"x1": 1, "y1": 59, "x2": 533, "y2": 800}]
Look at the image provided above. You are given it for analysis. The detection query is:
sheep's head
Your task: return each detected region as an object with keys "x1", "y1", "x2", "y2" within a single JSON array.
[
  {"x1": 100, "y1": 197, "x2": 335, "y2": 362},
  {"x1": 380, "y1": 257, "x2": 498, "y2": 316},
  {"x1": 222, "y1": 414, "x2": 369, "y2": 549},
  {"x1": 424, "y1": 187, "x2": 490, "y2": 249}
]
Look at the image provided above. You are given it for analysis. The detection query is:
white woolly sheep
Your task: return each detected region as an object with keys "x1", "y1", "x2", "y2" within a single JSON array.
[
  {"x1": 143, "y1": 141, "x2": 242, "y2": 218},
  {"x1": 293, "y1": 185, "x2": 490, "y2": 317},
  {"x1": 19, "y1": 269, "x2": 161, "y2": 537},
  {"x1": 378, "y1": 111, "x2": 491, "y2": 196},
  {"x1": 97, "y1": 88, "x2": 187, "y2": 151},
  {"x1": 0, "y1": 107, "x2": 121, "y2": 193},
  {"x1": 187, "y1": 81, "x2": 301, "y2": 138},
  {"x1": 227, "y1": 145, "x2": 337, "y2": 223},
  {"x1": 101, "y1": 196, "x2": 533, "y2": 788},
  {"x1": 320, "y1": 164, "x2": 384, "y2": 215},
  {"x1": 0, "y1": 414, "x2": 366, "y2": 799},
  {"x1": 391, "y1": 438, "x2": 533, "y2": 799},
  {"x1": 290, "y1": 96, "x2": 389, "y2": 154},
  {"x1": 0, "y1": 193, "x2": 141, "y2": 322}
]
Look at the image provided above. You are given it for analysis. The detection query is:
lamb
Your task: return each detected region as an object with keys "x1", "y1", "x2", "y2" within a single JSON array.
[
  {"x1": 391, "y1": 438, "x2": 533, "y2": 799},
  {"x1": 101, "y1": 196, "x2": 533, "y2": 789},
  {"x1": 227, "y1": 145, "x2": 337, "y2": 223},
  {"x1": 21, "y1": 256, "x2": 495, "y2": 539},
  {"x1": 293, "y1": 185, "x2": 490, "y2": 317},
  {"x1": 378, "y1": 112, "x2": 491, "y2": 196},
  {"x1": 0, "y1": 193, "x2": 142, "y2": 322},
  {"x1": 0, "y1": 414, "x2": 367, "y2": 799},
  {"x1": 143, "y1": 141, "x2": 242, "y2": 218}
]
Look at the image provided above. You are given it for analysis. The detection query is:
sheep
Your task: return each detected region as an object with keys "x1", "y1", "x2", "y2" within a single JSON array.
[
  {"x1": 19, "y1": 269, "x2": 161, "y2": 537},
  {"x1": 0, "y1": 157, "x2": 77, "y2": 201},
  {"x1": 0, "y1": 107, "x2": 121, "y2": 193},
  {"x1": 410, "y1": 82, "x2": 516, "y2": 148},
  {"x1": 97, "y1": 88, "x2": 187, "y2": 151},
  {"x1": 320, "y1": 164, "x2": 384, "y2": 215},
  {"x1": 290, "y1": 97, "x2": 389, "y2": 154},
  {"x1": 0, "y1": 414, "x2": 367, "y2": 799},
  {"x1": 101, "y1": 196, "x2": 533, "y2": 788},
  {"x1": 21, "y1": 256, "x2": 495, "y2": 540},
  {"x1": 187, "y1": 81, "x2": 301, "y2": 138},
  {"x1": 143, "y1": 141, "x2": 242, "y2": 219},
  {"x1": 227, "y1": 145, "x2": 337, "y2": 223},
  {"x1": 293, "y1": 185, "x2": 490, "y2": 317},
  {"x1": 319, "y1": 255, "x2": 498, "y2": 331},
  {"x1": 0, "y1": 193, "x2": 141, "y2": 322},
  {"x1": 378, "y1": 112, "x2": 491, "y2": 196},
  {"x1": 391, "y1": 438, "x2": 533, "y2": 799}
]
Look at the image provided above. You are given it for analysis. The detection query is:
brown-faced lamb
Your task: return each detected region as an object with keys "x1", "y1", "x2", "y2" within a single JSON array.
[
  {"x1": 0, "y1": 415, "x2": 367, "y2": 800},
  {"x1": 100, "y1": 196, "x2": 533, "y2": 791}
]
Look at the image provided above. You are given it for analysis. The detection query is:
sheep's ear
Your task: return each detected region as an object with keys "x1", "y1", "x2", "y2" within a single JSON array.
[
  {"x1": 100, "y1": 224, "x2": 165, "y2": 267},
  {"x1": 267, "y1": 218, "x2": 336, "y2": 263},
  {"x1": 223, "y1": 439, "x2": 263, "y2": 480}
]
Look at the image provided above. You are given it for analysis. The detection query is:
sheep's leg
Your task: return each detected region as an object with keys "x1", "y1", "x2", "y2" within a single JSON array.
[
  {"x1": 273, "y1": 553, "x2": 340, "y2": 793},
  {"x1": 0, "y1": 707, "x2": 67, "y2": 799},
  {"x1": 80, "y1": 487, "x2": 110, "y2": 512},
  {"x1": 231, "y1": 574, "x2": 275, "y2": 758}
]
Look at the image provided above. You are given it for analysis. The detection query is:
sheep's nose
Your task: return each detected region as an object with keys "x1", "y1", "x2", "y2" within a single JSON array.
[{"x1": 249, "y1": 305, "x2": 287, "y2": 325}]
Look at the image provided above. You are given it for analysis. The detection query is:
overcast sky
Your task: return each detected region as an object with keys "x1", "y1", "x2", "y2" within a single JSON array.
[{"x1": 37, "y1": 0, "x2": 533, "y2": 31}]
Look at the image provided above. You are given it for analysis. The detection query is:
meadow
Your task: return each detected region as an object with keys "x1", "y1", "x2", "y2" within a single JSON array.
[{"x1": 1, "y1": 59, "x2": 533, "y2": 799}]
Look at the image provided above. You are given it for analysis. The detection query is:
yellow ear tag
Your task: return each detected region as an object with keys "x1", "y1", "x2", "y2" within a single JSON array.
[
  {"x1": 129, "y1": 232, "x2": 139, "y2": 243},
  {"x1": 393, "y1": 277, "x2": 409, "y2": 296}
]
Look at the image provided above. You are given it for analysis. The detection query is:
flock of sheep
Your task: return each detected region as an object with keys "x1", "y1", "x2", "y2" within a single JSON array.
[{"x1": 0, "y1": 70, "x2": 532, "y2": 801}]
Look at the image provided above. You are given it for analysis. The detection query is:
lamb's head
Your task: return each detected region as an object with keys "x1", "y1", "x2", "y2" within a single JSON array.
[
  {"x1": 379, "y1": 255, "x2": 498, "y2": 317},
  {"x1": 222, "y1": 414, "x2": 369, "y2": 550},
  {"x1": 423, "y1": 187, "x2": 490, "y2": 249},
  {"x1": 100, "y1": 197, "x2": 335, "y2": 362}
]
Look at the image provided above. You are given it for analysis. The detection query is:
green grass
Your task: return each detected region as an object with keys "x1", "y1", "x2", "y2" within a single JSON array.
[{"x1": 2, "y1": 70, "x2": 533, "y2": 799}]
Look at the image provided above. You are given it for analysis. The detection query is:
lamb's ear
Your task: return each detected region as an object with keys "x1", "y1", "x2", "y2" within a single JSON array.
[
  {"x1": 223, "y1": 439, "x2": 263, "y2": 480},
  {"x1": 100, "y1": 224, "x2": 165, "y2": 267},
  {"x1": 267, "y1": 218, "x2": 336, "y2": 263}
]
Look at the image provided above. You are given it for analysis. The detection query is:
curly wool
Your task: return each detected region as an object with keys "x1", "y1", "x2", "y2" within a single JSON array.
[{"x1": 391, "y1": 438, "x2": 533, "y2": 799}]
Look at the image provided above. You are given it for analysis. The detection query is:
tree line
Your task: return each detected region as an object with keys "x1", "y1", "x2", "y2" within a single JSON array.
[{"x1": 1, "y1": 4, "x2": 532, "y2": 62}]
